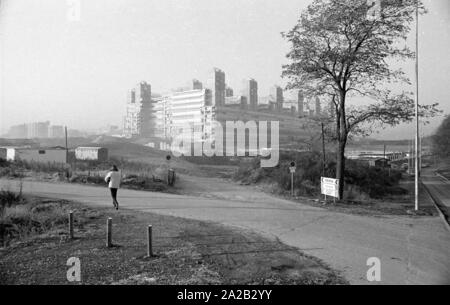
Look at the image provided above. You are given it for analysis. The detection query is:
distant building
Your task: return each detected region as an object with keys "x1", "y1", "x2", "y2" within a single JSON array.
[
  {"x1": 242, "y1": 78, "x2": 258, "y2": 110},
  {"x1": 154, "y1": 89, "x2": 215, "y2": 142},
  {"x1": 49, "y1": 125, "x2": 65, "y2": 138},
  {"x1": 270, "y1": 85, "x2": 284, "y2": 112},
  {"x1": 5, "y1": 146, "x2": 67, "y2": 163},
  {"x1": 192, "y1": 79, "x2": 203, "y2": 90},
  {"x1": 7, "y1": 124, "x2": 28, "y2": 138},
  {"x1": 206, "y1": 68, "x2": 226, "y2": 107},
  {"x1": 27, "y1": 121, "x2": 50, "y2": 138},
  {"x1": 123, "y1": 82, "x2": 155, "y2": 138},
  {"x1": 75, "y1": 147, "x2": 108, "y2": 162},
  {"x1": 225, "y1": 86, "x2": 234, "y2": 97}
]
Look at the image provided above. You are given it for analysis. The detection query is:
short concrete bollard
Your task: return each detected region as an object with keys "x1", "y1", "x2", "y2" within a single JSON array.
[
  {"x1": 147, "y1": 225, "x2": 153, "y2": 257},
  {"x1": 106, "y1": 218, "x2": 112, "y2": 247},
  {"x1": 69, "y1": 211, "x2": 74, "y2": 239}
]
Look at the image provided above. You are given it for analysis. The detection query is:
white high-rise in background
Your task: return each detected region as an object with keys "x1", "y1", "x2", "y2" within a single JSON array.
[{"x1": 154, "y1": 89, "x2": 215, "y2": 143}]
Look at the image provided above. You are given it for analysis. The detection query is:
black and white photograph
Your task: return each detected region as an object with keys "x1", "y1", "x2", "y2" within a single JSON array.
[{"x1": 0, "y1": 0, "x2": 449, "y2": 294}]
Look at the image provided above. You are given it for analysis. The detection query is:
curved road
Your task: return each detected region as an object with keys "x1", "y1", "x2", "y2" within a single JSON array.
[{"x1": 1, "y1": 178, "x2": 449, "y2": 285}]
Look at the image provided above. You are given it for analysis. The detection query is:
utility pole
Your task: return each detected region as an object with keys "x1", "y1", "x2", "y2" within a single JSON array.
[
  {"x1": 414, "y1": 2, "x2": 420, "y2": 211},
  {"x1": 65, "y1": 126, "x2": 69, "y2": 161}
]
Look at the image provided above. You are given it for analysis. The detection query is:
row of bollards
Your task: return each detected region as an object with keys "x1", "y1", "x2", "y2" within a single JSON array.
[{"x1": 68, "y1": 212, "x2": 153, "y2": 257}]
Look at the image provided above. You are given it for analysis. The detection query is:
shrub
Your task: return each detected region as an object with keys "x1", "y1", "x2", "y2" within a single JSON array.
[
  {"x1": 0, "y1": 189, "x2": 23, "y2": 215},
  {"x1": 234, "y1": 151, "x2": 405, "y2": 199}
]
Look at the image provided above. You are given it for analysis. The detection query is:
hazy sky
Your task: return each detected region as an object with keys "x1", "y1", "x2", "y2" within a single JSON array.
[{"x1": 0, "y1": 0, "x2": 449, "y2": 139}]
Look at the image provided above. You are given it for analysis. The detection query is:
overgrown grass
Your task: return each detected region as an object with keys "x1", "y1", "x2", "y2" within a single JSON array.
[
  {"x1": 234, "y1": 151, "x2": 406, "y2": 200},
  {"x1": 0, "y1": 191, "x2": 69, "y2": 245},
  {"x1": 0, "y1": 157, "x2": 173, "y2": 192}
]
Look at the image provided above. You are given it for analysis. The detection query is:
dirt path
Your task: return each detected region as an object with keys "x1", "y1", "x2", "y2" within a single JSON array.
[{"x1": 1, "y1": 178, "x2": 450, "y2": 285}]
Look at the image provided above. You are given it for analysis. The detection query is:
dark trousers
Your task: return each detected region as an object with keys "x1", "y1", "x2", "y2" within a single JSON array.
[{"x1": 110, "y1": 188, "x2": 119, "y2": 206}]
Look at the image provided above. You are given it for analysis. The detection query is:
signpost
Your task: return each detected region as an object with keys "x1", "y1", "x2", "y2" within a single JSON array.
[
  {"x1": 321, "y1": 177, "x2": 339, "y2": 203},
  {"x1": 289, "y1": 162, "x2": 296, "y2": 197}
]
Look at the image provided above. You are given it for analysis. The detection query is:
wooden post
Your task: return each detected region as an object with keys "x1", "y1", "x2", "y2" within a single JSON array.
[
  {"x1": 147, "y1": 225, "x2": 153, "y2": 257},
  {"x1": 69, "y1": 211, "x2": 74, "y2": 239},
  {"x1": 106, "y1": 218, "x2": 112, "y2": 247}
]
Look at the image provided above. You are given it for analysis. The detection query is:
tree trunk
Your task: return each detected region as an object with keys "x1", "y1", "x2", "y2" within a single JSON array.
[
  {"x1": 336, "y1": 139, "x2": 346, "y2": 200},
  {"x1": 336, "y1": 90, "x2": 347, "y2": 200}
]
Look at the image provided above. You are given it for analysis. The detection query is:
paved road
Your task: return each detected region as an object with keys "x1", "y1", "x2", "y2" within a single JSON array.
[
  {"x1": 1, "y1": 179, "x2": 449, "y2": 285},
  {"x1": 422, "y1": 171, "x2": 450, "y2": 208}
]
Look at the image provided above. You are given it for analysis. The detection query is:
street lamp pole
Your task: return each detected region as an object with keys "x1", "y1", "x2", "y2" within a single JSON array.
[{"x1": 414, "y1": 1, "x2": 420, "y2": 211}]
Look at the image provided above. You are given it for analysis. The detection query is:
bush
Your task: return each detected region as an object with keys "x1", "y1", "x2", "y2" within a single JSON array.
[
  {"x1": 234, "y1": 151, "x2": 326, "y2": 196},
  {"x1": 344, "y1": 160, "x2": 405, "y2": 199},
  {"x1": 0, "y1": 189, "x2": 24, "y2": 215},
  {"x1": 234, "y1": 151, "x2": 406, "y2": 199}
]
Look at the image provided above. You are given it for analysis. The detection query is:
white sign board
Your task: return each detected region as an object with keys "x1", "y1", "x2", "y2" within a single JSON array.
[
  {"x1": 321, "y1": 177, "x2": 339, "y2": 199},
  {"x1": 289, "y1": 167, "x2": 296, "y2": 173}
]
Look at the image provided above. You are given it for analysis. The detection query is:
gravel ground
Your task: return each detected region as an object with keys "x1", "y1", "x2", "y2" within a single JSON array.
[{"x1": 0, "y1": 197, "x2": 346, "y2": 285}]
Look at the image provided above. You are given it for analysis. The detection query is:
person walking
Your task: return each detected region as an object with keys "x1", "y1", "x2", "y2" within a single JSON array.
[{"x1": 105, "y1": 165, "x2": 121, "y2": 210}]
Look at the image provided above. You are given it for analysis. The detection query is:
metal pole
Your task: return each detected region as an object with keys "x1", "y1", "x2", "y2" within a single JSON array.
[
  {"x1": 147, "y1": 225, "x2": 153, "y2": 257},
  {"x1": 69, "y1": 211, "x2": 74, "y2": 239},
  {"x1": 321, "y1": 122, "x2": 326, "y2": 177},
  {"x1": 65, "y1": 126, "x2": 69, "y2": 163},
  {"x1": 291, "y1": 172, "x2": 294, "y2": 197},
  {"x1": 106, "y1": 218, "x2": 112, "y2": 247},
  {"x1": 414, "y1": 2, "x2": 420, "y2": 211}
]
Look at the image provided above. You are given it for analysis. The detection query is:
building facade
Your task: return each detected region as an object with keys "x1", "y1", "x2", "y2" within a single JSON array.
[
  {"x1": 123, "y1": 82, "x2": 155, "y2": 138},
  {"x1": 192, "y1": 79, "x2": 203, "y2": 90},
  {"x1": 154, "y1": 89, "x2": 215, "y2": 143},
  {"x1": 206, "y1": 68, "x2": 226, "y2": 107},
  {"x1": 270, "y1": 85, "x2": 284, "y2": 112},
  {"x1": 27, "y1": 121, "x2": 50, "y2": 138},
  {"x1": 49, "y1": 125, "x2": 65, "y2": 138},
  {"x1": 242, "y1": 78, "x2": 258, "y2": 110},
  {"x1": 5, "y1": 147, "x2": 67, "y2": 163}
]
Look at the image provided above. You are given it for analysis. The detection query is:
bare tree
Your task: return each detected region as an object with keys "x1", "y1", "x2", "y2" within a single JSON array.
[{"x1": 282, "y1": 0, "x2": 440, "y2": 199}]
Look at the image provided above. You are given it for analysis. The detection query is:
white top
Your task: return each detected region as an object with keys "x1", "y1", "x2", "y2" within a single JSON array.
[{"x1": 105, "y1": 171, "x2": 121, "y2": 189}]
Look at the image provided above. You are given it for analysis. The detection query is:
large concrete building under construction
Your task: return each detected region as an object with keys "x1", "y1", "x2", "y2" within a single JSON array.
[
  {"x1": 123, "y1": 82, "x2": 155, "y2": 138},
  {"x1": 123, "y1": 69, "x2": 328, "y2": 152}
]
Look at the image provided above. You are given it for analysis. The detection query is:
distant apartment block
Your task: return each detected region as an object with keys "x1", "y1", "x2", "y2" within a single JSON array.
[
  {"x1": 192, "y1": 79, "x2": 203, "y2": 90},
  {"x1": 7, "y1": 124, "x2": 28, "y2": 138},
  {"x1": 154, "y1": 89, "x2": 215, "y2": 143},
  {"x1": 242, "y1": 78, "x2": 258, "y2": 110},
  {"x1": 206, "y1": 68, "x2": 226, "y2": 107},
  {"x1": 225, "y1": 86, "x2": 234, "y2": 97},
  {"x1": 6, "y1": 122, "x2": 67, "y2": 139},
  {"x1": 123, "y1": 82, "x2": 155, "y2": 138},
  {"x1": 270, "y1": 85, "x2": 284, "y2": 112},
  {"x1": 49, "y1": 125, "x2": 65, "y2": 138},
  {"x1": 27, "y1": 121, "x2": 50, "y2": 138}
]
